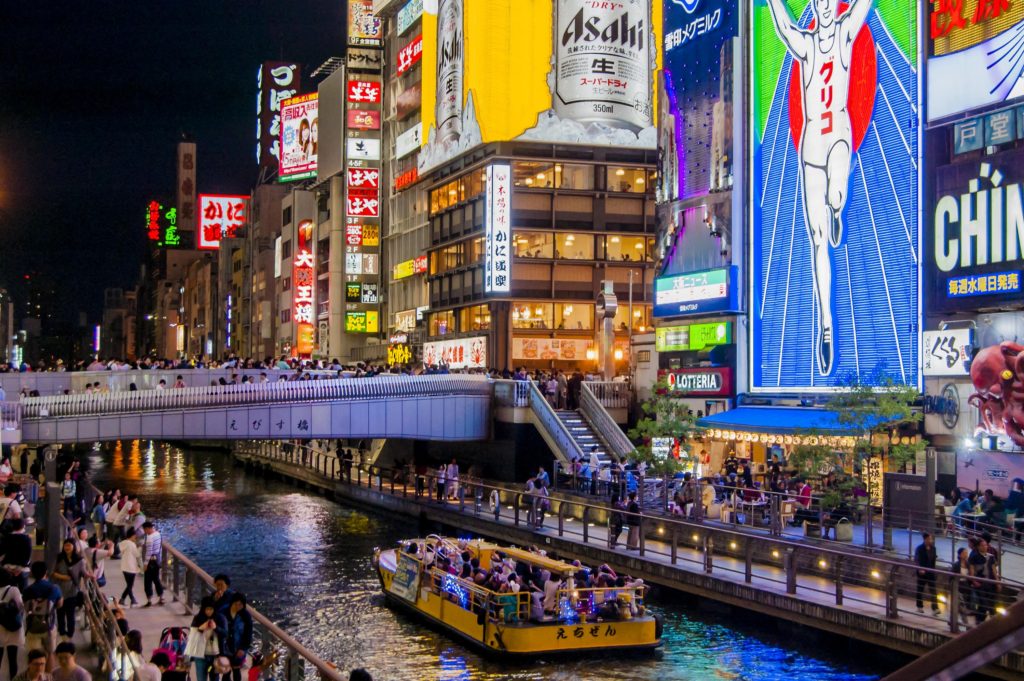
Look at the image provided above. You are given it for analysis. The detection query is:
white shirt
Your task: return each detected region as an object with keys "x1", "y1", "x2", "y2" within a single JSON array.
[{"x1": 119, "y1": 539, "x2": 142, "y2": 574}]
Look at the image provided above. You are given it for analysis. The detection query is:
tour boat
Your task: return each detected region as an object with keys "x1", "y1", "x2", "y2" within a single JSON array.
[{"x1": 372, "y1": 535, "x2": 663, "y2": 657}]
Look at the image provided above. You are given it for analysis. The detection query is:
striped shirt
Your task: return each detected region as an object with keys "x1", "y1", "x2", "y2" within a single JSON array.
[{"x1": 141, "y1": 530, "x2": 162, "y2": 563}]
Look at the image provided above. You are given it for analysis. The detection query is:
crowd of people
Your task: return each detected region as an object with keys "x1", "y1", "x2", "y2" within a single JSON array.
[{"x1": 404, "y1": 538, "x2": 647, "y2": 624}]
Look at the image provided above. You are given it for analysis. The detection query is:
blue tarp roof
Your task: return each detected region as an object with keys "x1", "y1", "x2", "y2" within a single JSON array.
[{"x1": 696, "y1": 407, "x2": 881, "y2": 435}]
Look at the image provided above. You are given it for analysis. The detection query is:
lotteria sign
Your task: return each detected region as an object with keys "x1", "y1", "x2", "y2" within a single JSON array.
[
  {"x1": 662, "y1": 367, "x2": 733, "y2": 397},
  {"x1": 928, "y1": 153, "x2": 1024, "y2": 312},
  {"x1": 654, "y1": 266, "x2": 738, "y2": 318}
]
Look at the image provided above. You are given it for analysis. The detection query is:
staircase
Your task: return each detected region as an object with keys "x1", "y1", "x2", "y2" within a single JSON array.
[{"x1": 554, "y1": 410, "x2": 615, "y2": 467}]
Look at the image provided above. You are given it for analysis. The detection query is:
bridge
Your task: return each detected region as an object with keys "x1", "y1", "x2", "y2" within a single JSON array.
[
  {"x1": 12, "y1": 374, "x2": 493, "y2": 444},
  {"x1": 0, "y1": 369, "x2": 633, "y2": 471}
]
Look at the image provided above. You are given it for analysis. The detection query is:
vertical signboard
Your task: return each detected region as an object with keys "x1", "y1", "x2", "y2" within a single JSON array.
[
  {"x1": 484, "y1": 163, "x2": 512, "y2": 293},
  {"x1": 661, "y1": 0, "x2": 737, "y2": 202},
  {"x1": 198, "y1": 195, "x2": 249, "y2": 250},
  {"x1": 750, "y1": 0, "x2": 920, "y2": 390},
  {"x1": 279, "y1": 93, "x2": 319, "y2": 182},
  {"x1": 176, "y1": 142, "x2": 197, "y2": 242},
  {"x1": 293, "y1": 219, "x2": 315, "y2": 356},
  {"x1": 257, "y1": 62, "x2": 300, "y2": 177},
  {"x1": 348, "y1": 0, "x2": 383, "y2": 46}
]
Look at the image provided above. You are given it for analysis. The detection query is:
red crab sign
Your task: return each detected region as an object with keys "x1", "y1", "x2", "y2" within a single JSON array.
[{"x1": 970, "y1": 341, "x2": 1024, "y2": 447}]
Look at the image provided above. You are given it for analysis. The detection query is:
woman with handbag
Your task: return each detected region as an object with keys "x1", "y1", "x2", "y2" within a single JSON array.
[
  {"x1": 187, "y1": 596, "x2": 227, "y2": 681},
  {"x1": 0, "y1": 583, "x2": 24, "y2": 679},
  {"x1": 86, "y1": 536, "x2": 115, "y2": 588},
  {"x1": 51, "y1": 539, "x2": 85, "y2": 639}
]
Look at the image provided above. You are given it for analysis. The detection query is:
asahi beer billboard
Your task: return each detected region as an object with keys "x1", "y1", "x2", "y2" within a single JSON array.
[{"x1": 416, "y1": 0, "x2": 663, "y2": 174}]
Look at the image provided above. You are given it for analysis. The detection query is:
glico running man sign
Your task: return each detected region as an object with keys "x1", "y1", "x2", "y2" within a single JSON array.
[{"x1": 750, "y1": 0, "x2": 919, "y2": 391}]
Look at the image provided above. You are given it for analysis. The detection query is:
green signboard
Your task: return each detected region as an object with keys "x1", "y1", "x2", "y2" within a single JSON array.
[{"x1": 656, "y1": 322, "x2": 732, "y2": 352}]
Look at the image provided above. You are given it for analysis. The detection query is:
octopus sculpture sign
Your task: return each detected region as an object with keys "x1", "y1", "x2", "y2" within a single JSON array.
[{"x1": 969, "y1": 341, "x2": 1024, "y2": 447}]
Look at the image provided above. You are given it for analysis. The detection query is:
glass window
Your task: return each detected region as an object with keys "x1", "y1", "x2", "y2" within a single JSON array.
[
  {"x1": 431, "y1": 244, "x2": 463, "y2": 275},
  {"x1": 513, "y1": 231, "x2": 554, "y2": 259},
  {"x1": 612, "y1": 304, "x2": 652, "y2": 333},
  {"x1": 512, "y1": 303, "x2": 554, "y2": 330},
  {"x1": 555, "y1": 302, "x2": 593, "y2": 330},
  {"x1": 460, "y1": 304, "x2": 491, "y2": 331},
  {"x1": 430, "y1": 310, "x2": 455, "y2": 336},
  {"x1": 513, "y1": 161, "x2": 555, "y2": 188},
  {"x1": 555, "y1": 232, "x2": 593, "y2": 260},
  {"x1": 468, "y1": 237, "x2": 485, "y2": 265},
  {"x1": 555, "y1": 163, "x2": 594, "y2": 190},
  {"x1": 607, "y1": 166, "x2": 651, "y2": 193},
  {"x1": 603, "y1": 235, "x2": 649, "y2": 262}
]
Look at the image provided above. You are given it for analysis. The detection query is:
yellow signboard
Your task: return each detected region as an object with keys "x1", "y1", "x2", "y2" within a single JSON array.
[
  {"x1": 362, "y1": 224, "x2": 379, "y2": 246},
  {"x1": 418, "y1": 0, "x2": 662, "y2": 173},
  {"x1": 393, "y1": 259, "x2": 416, "y2": 280}
]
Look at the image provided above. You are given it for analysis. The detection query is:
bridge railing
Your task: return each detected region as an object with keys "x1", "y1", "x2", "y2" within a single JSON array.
[
  {"x1": 0, "y1": 401, "x2": 20, "y2": 430},
  {"x1": 20, "y1": 374, "x2": 492, "y2": 419},
  {"x1": 238, "y1": 445, "x2": 1022, "y2": 644},
  {"x1": 492, "y1": 379, "x2": 530, "y2": 407},
  {"x1": 579, "y1": 382, "x2": 634, "y2": 460}
]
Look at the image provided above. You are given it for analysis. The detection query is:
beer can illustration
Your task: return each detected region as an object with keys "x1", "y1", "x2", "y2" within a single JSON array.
[
  {"x1": 554, "y1": 0, "x2": 653, "y2": 131},
  {"x1": 435, "y1": 0, "x2": 464, "y2": 147}
]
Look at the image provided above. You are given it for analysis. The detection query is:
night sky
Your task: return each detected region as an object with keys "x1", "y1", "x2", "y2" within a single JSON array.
[{"x1": 0, "y1": 2, "x2": 345, "y2": 323}]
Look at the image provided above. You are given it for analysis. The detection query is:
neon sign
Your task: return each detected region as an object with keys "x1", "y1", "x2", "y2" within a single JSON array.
[
  {"x1": 293, "y1": 219, "x2": 315, "y2": 356},
  {"x1": 198, "y1": 195, "x2": 248, "y2": 250}
]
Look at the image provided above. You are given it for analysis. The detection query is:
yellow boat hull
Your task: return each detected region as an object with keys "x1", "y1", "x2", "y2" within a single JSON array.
[{"x1": 375, "y1": 546, "x2": 662, "y2": 657}]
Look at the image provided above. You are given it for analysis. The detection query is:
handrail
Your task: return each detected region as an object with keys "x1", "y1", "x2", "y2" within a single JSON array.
[
  {"x1": 579, "y1": 383, "x2": 634, "y2": 460},
  {"x1": 525, "y1": 379, "x2": 585, "y2": 465},
  {"x1": 492, "y1": 379, "x2": 530, "y2": 408},
  {"x1": 238, "y1": 442, "x2": 1022, "y2": 641},
  {"x1": 582, "y1": 381, "x2": 631, "y2": 409},
  {"x1": 21, "y1": 374, "x2": 492, "y2": 419},
  {"x1": 160, "y1": 541, "x2": 346, "y2": 681}
]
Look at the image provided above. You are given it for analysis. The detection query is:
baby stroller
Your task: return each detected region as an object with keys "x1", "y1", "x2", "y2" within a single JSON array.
[{"x1": 153, "y1": 626, "x2": 190, "y2": 677}]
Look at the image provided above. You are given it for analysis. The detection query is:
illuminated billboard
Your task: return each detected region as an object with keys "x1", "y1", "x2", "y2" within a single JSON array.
[
  {"x1": 661, "y1": 0, "x2": 737, "y2": 202},
  {"x1": 257, "y1": 62, "x2": 300, "y2": 175},
  {"x1": 654, "y1": 266, "x2": 738, "y2": 318},
  {"x1": 484, "y1": 163, "x2": 512, "y2": 293},
  {"x1": 926, "y1": 151, "x2": 1024, "y2": 312},
  {"x1": 928, "y1": 0, "x2": 1024, "y2": 121},
  {"x1": 348, "y1": 0, "x2": 383, "y2": 46},
  {"x1": 279, "y1": 93, "x2": 318, "y2": 182},
  {"x1": 416, "y1": 0, "x2": 663, "y2": 174},
  {"x1": 293, "y1": 219, "x2": 315, "y2": 356},
  {"x1": 198, "y1": 195, "x2": 248, "y2": 250},
  {"x1": 145, "y1": 200, "x2": 180, "y2": 247},
  {"x1": 423, "y1": 336, "x2": 487, "y2": 369},
  {"x1": 750, "y1": 0, "x2": 920, "y2": 390}
]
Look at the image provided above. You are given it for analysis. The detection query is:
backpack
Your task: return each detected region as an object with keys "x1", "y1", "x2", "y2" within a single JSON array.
[
  {"x1": 0, "y1": 588, "x2": 21, "y2": 632},
  {"x1": 25, "y1": 595, "x2": 54, "y2": 635}
]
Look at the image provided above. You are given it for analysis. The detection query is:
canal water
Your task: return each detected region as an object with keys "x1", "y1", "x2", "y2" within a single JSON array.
[{"x1": 88, "y1": 442, "x2": 888, "y2": 681}]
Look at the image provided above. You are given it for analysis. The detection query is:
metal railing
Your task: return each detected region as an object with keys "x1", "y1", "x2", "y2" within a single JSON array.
[
  {"x1": 21, "y1": 374, "x2": 492, "y2": 419},
  {"x1": 237, "y1": 445, "x2": 1022, "y2": 642},
  {"x1": 525, "y1": 379, "x2": 585, "y2": 465},
  {"x1": 158, "y1": 542, "x2": 346, "y2": 681},
  {"x1": 582, "y1": 381, "x2": 632, "y2": 409},
  {"x1": 579, "y1": 383, "x2": 634, "y2": 460},
  {"x1": 492, "y1": 379, "x2": 530, "y2": 408}
]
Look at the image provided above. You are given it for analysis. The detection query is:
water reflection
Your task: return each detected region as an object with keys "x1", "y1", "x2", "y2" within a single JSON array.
[{"x1": 88, "y1": 443, "x2": 884, "y2": 681}]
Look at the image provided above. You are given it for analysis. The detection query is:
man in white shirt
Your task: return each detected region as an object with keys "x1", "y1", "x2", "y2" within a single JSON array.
[{"x1": 140, "y1": 522, "x2": 165, "y2": 607}]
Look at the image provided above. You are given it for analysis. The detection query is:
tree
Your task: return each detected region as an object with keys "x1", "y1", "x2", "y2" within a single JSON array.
[
  {"x1": 787, "y1": 374, "x2": 926, "y2": 509},
  {"x1": 628, "y1": 377, "x2": 700, "y2": 477}
]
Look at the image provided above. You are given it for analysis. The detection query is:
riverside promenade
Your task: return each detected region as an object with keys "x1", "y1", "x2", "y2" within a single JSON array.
[{"x1": 234, "y1": 444, "x2": 1024, "y2": 680}]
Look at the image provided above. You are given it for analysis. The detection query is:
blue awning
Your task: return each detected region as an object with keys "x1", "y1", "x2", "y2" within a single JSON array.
[{"x1": 696, "y1": 406, "x2": 878, "y2": 435}]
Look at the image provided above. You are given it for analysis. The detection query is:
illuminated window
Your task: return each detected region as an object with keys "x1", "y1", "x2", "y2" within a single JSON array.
[
  {"x1": 429, "y1": 169, "x2": 485, "y2": 215},
  {"x1": 606, "y1": 167, "x2": 653, "y2": 193},
  {"x1": 603, "y1": 235, "x2": 650, "y2": 262},
  {"x1": 555, "y1": 233, "x2": 593, "y2": 260},
  {"x1": 430, "y1": 244, "x2": 464, "y2": 275},
  {"x1": 460, "y1": 304, "x2": 491, "y2": 331},
  {"x1": 513, "y1": 161, "x2": 555, "y2": 188},
  {"x1": 512, "y1": 303, "x2": 554, "y2": 330},
  {"x1": 613, "y1": 304, "x2": 652, "y2": 333},
  {"x1": 555, "y1": 303, "x2": 592, "y2": 331},
  {"x1": 555, "y1": 164, "x2": 594, "y2": 190},
  {"x1": 513, "y1": 231, "x2": 554, "y2": 259},
  {"x1": 430, "y1": 310, "x2": 456, "y2": 336}
]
